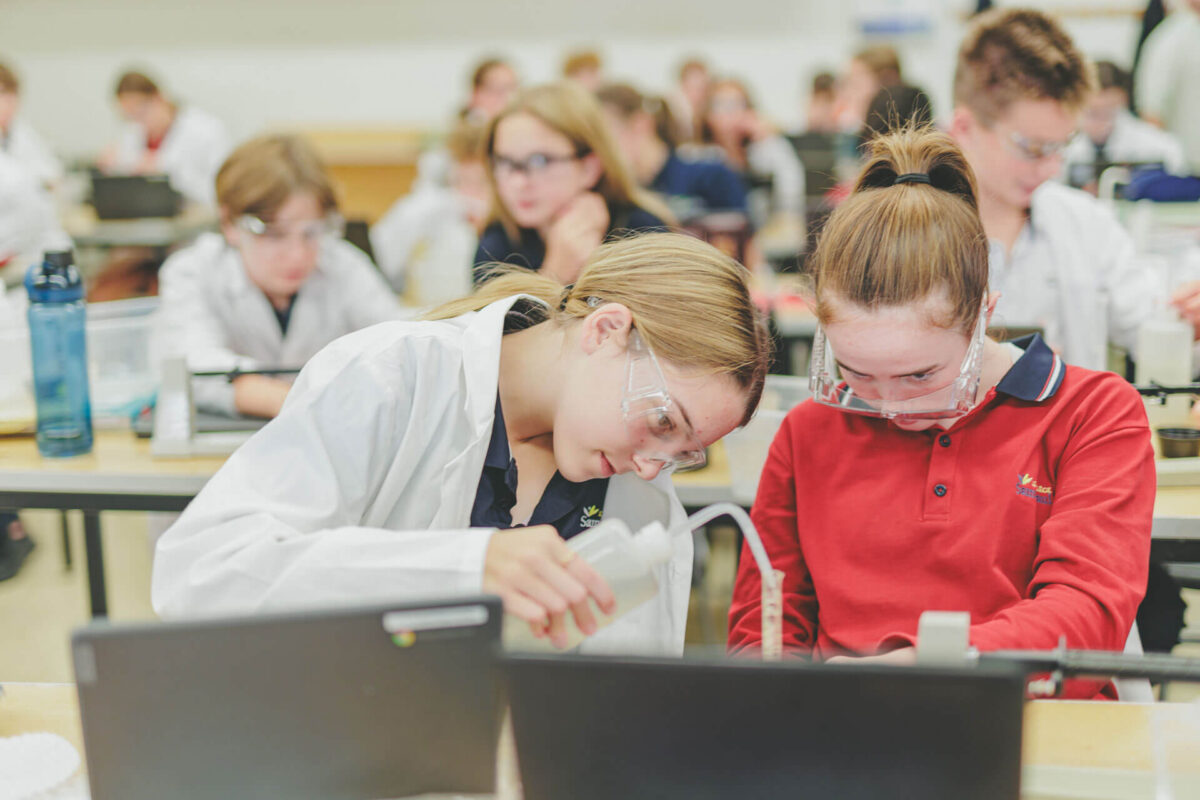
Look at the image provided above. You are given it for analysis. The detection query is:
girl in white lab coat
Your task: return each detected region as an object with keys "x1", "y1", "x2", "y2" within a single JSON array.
[
  {"x1": 153, "y1": 232, "x2": 771, "y2": 656},
  {"x1": 0, "y1": 61, "x2": 64, "y2": 189},
  {"x1": 154, "y1": 134, "x2": 402, "y2": 419},
  {"x1": 97, "y1": 70, "x2": 230, "y2": 208}
]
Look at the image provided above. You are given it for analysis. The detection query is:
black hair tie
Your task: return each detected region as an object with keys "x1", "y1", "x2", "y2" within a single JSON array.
[
  {"x1": 894, "y1": 172, "x2": 931, "y2": 185},
  {"x1": 558, "y1": 284, "x2": 575, "y2": 311}
]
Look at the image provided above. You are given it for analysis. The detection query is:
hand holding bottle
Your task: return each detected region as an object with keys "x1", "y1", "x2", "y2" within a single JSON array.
[{"x1": 483, "y1": 524, "x2": 616, "y2": 649}]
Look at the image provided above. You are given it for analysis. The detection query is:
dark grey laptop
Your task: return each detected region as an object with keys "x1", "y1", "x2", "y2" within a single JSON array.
[
  {"x1": 506, "y1": 654, "x2": 1026, "y2": 800},
  {"x1": 73, "y1": 597, "x2": 504, "y2": 800},
  {"x1": 90, "y1": 173, "x2": 183, "y2": 219}
]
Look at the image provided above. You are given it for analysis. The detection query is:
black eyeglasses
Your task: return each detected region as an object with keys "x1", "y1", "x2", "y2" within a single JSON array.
[{"x1": 490, "y1": 150, "x2": 589, "y2": 179}]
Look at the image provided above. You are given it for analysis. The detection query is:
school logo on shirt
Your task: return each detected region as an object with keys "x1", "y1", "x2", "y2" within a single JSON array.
[
  {"x1": 1015, "y1": 473, "x2": 1054, "y2": 505},
  {"x1": 580, "y1": 505, "x2": 603, "y2": 528}
]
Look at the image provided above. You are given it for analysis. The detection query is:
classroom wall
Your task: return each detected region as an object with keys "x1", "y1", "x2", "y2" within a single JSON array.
[{"x1": 0, "y1": 0, "x2": 1143, "y2": 161}]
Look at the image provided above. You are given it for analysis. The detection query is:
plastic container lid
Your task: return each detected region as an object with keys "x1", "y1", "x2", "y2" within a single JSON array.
[
  {"x1": 631, "y1": 521, "x2": 673, "y2": 567},
  {"x1": 25, "y1": 250, "x2": 84, "y2": 304}
]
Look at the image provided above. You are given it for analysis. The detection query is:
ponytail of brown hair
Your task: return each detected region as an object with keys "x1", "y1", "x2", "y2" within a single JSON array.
[{"x1": 809, "y1": 126, "x2": 989, "y2": 334}]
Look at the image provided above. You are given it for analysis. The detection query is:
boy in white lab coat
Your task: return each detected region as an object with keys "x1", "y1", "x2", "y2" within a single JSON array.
[
  {"x1": 0, "y1": 60, "x2": 64, "y2": 189},
  {"x1": 1136, "y1": 0, "x2": 1200, "y2": 174},
  {"x1": 97, "y1": 70, "x2": 230, "y2": 208},
  {"x1": 154, "y1": 134, "x2": 403, "y2": 419},
  {"x1": 1062, "y1": 60, "x2": 1187, "y2": 187},
  {"x1": 948, "y1": 8, "x2": 1200, "y2": 371}
]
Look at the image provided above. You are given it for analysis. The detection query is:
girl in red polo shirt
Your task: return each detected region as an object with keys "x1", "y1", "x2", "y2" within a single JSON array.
[{"x1": 727, "y1": 127, "x2": 1155, "y2": 699}]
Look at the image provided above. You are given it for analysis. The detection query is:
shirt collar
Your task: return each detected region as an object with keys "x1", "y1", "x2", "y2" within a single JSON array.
[{"x1": 995, "y1": 334, "x2": 1066, "y2": 402}]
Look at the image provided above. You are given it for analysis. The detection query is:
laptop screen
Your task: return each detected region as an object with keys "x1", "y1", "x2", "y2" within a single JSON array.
[{"x1": 507, "y1": 653, "x2": 1026, "y2": 800}]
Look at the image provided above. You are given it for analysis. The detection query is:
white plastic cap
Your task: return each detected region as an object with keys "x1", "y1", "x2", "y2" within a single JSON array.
[{"x1": 631, "y1": 521, "x2": 673, "y2": 567}]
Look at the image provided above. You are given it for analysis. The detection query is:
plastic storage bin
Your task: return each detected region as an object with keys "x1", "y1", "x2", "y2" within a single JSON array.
[
  {"x1": 723, "y1": 375, "x2": 811, "y2": 506},
  {"x1": 0, "y1": 296, "x2": 158, "y2": 431}
]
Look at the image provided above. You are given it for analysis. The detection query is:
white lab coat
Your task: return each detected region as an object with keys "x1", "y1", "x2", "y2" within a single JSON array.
[
  {"x1": 2, "y1": 117, "x2": 64, "y2": 188},
  {"x1": 1136, "y1": 7, "x2": 1200, "y2": 173},
  {"x1": 152, "y1": 295, "x2": 693, "y2": 656},
  {"x1": 988, "y1": 182, "x2": 1158, "y2": 370},
  {"x1": 0, "y1": 151, "x2": 70, "y2": 269},
  {"x1": 370, "y1": 184, "x2": 475, "y2": 303},
  {"x1": 112, "y1": 105, "x2": 231, "y2": 208},
  {"x1": 1062, "y1": 111, "x2": 1188, "y2": 177},
  {"x1": 153, "y1": 232, "x2": 405, "y2": 416}
]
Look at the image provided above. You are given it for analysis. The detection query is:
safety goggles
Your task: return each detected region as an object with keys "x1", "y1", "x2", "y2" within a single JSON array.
[
  {"x1": 235, "y1": 214, "x2": 345, "y2": 248},
  {"x1": 1002, "y1": 129, "x2": 1075, "y2": 161},
  {"x1": 809, "y1": 303, "x2": 988, "y2": 421},
  {"x1": 622, "y1": 328, "x2": 707, "y2": 473},
  {"x1": 490, "y1": 151, "x2": 587, "y2": 180}
]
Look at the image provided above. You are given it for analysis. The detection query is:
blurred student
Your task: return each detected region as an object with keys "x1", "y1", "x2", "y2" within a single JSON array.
[
  {"x1": 462, "y1": 57, "x2": 520, "y2": 125},
  {"x1": 372, "y1": 121, "x2": 485, "y2": 304},
  {"x1": 474, "y1": 83, "x2": 672, "y2": 286},
  {"x1": 803, "y1": 72, "x2": 839, "y2": 134},
  {"x1": 700, "y1": 78, "x2": 805, "y2": 227},
  {"x1": 859, "y1": 84, "x2": 933, "y2": 152},
  {"x1": 1063, "y1": 60, "x2": 1186, "y2": 182},
  {"x1": 562, "y1": 50, "x2": 604, "y2": 93},
  {"x1": 97, "y1": 70, "x2": 230, "y2": 208},
  {"x1": 947, "y1": 8, "x2": 1200, "y2": 370},
  {"x1": 154, "y1": 135, "x2": 401, "y2": 419},
  {"x1": 597, "y1": 83, "x2": 748, "y2": 218},
  {"x1": 0, "y1": 60, "x2": 63, "y2": 188},
  {"x1": 1136, "y1": 0, "x2": 1200, "y2": 172},
  {"x1": 667, "y1": 58, "x2": 711, "y2": 144},
  {"x1": 833, "y1": 44, "x2": 902, "y2": 133},
  {"x1": 0, "y1": 151, "x2": 69, "y2": 275},
  {"x1": 0, "y1": 151, "x2": 69, "y2": 582}
]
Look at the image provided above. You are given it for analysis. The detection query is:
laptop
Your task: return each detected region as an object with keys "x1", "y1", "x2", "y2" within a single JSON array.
[
  {"x1": 73, "y1": 596, "x2": 504, "y2": 800},
  {"x1": 90, "y1": 173, "x2": 183, "y2": 219},
  {"x1": 506, "y1": 654, "x2": 1026, "y2": 800}
]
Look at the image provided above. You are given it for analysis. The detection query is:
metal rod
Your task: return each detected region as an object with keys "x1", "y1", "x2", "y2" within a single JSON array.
[
  {"x1": 83, "y1": 511, "x2": 107, "y2": 618},
  {"x1": 191, "y1": 367, "x2": 302, "y2": 383},
  {"x1": 982, "y1": 649, "x2": 1200, "y2": 683}
]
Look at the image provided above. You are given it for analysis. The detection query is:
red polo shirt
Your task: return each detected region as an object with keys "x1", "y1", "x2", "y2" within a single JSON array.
[{"x1": 728, "y1": 336, "x2": 1154, "y2": 699}]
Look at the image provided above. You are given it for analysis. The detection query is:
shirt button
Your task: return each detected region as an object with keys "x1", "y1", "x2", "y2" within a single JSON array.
[
  {"x1": 938, "y1": 434, "x2": 951, "y2": 448},
  {"x1": 933, "y1": 484, "x2": 948, "y2": 497}
]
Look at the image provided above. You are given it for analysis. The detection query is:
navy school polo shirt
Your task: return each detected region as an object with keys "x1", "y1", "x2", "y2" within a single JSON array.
[
  {"x1": 468, "y1": 300, "x2": 610, "y2": 538},
  {"x1": 650, "y1": 150, "x2": 750, "y2": 216}
]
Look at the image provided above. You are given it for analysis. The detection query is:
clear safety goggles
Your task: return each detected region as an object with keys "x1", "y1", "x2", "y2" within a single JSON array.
[
  {"x1": 1003, "y1": 129, "x2": 1075, "y2": 162},
  {"x1": 809, "y1": 302, "x2": 988, "y2": 421},
  {"x1": 622, "y1": 328, "x2": 707, "y2": 473},
  {"x1": 235, "y1": 214, "x2": 345, "y2": 248}
]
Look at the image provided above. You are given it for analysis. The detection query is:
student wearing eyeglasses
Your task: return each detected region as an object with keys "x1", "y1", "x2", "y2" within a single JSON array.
[
  {"x1": 474, "y1": 83, "x2": 672, "y2": 287},
  {"x1": 728, "y1": 127, "x2": 1155, "y2": 699},
  {"x1": 154, "y1": 233, "x2": 772, "y2": 657},
  {"x1": 947, "y1": 8, "x2": 1200, "y2": 370},
  {"x1": 153, "y1": 135, "x2": 402, "y2": 419}
]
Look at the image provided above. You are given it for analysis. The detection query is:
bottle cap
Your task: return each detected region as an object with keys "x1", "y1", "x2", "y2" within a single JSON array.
[
  {"x1": 25, "y1": 250, "x2": 84, "y2": 304},
  {"x1": 632, "y1": 522, "x2": 673, "y2": 567}
]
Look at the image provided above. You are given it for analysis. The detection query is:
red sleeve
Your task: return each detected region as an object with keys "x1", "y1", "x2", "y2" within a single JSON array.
[
  {"x1": 968, "y1": 383, "x2": 1154, "y2": 653},
  {"x1": 727, "y1": 412, "x2": 820, "y2": 655}
]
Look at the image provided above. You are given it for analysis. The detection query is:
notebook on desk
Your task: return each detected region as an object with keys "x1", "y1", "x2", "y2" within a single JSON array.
[
  {"x1": 73, "y1": 597, "x2": 505, "y2": 800},
  {"x1": 506, "y1": 654, "x2": 1027, "y2": 800},
  {"x1": 90, "y1": 173, "x2": 183, "y2": 220}
]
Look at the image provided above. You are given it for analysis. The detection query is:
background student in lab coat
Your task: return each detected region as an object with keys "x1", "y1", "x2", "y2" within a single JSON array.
[
  {"x1": 1062, "y1": 60, "x2": 1187, "y2": 184},
  {"x1": 153, "y1": 134, "x2": 402, "y2": 419},
  {"x1": 153, "y1": 233, "x2": 772, "y2": 656},
  {"x1": 0, "y1": 60, "x2": 64, "y2": 189},
  {"x1": 97, "y1": 70, "x2": 231, "y2": 208},
  {"x1": 947, "y1": 8, "x2": 1200, "y2": 371},
  {"x1": 371, "y1": 120, "x2": 486, "y2": 304},
  {"x1": 474, "y1": 82, "x2": 673, "y2": 286}
]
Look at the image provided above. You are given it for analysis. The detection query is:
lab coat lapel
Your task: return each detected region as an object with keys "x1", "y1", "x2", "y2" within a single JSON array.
[{"x1": 433, "y1": 295, "x2": 544, "y2": 527}]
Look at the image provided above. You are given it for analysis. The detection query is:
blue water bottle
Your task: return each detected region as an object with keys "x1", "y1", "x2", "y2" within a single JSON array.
[{"x1": 25, "y1": 250, "x2": 93, "y2": 457}]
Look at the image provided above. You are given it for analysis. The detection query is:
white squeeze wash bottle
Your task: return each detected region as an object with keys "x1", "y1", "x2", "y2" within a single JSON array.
[{"x1": 502, "y1": 518, "x2": 672, "y2": 652}]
